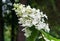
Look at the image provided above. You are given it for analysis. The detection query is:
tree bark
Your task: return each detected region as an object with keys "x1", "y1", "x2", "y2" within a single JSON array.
[
  {"x1": 16, "y1": 0, "x2": 27, "y2": 41},
  {"x1": 20, "y1": 0, "x2": 27, "y2": 5},
  {"x1": 16, "y1": 26, "x2": 25, "y2": 41},
  {"x1": 56, "y1": 0, "x2": 60, "y2": 12}
]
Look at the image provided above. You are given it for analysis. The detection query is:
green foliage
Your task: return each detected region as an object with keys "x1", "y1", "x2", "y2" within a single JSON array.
[
  {"x1": 4, "y1": 25, "x2": 11, "y2": 41},
  {"x1": 26, "y1": 26, "x2": 39, "y2": 41},
  {"x1": 41, "y1": 30, "x2": 60, "y2": 41}
]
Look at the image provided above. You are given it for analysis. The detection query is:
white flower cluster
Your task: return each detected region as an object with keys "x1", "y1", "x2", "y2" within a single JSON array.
[{"x1": 13, "y1": 3, "x2": 50, "y2": 37}]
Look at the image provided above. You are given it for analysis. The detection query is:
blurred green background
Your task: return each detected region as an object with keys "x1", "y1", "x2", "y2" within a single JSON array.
[{"x1": 1, "y1": 0, "x2": 60, "y2": 41}]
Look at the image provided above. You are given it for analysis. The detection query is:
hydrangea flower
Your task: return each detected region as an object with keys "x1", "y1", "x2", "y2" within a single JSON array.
[{"x1": 13, "y1": 3, "x2": 50, "y2": 38}]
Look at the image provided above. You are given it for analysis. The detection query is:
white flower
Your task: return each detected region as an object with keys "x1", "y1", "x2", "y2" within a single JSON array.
[
  {"x1": 42, "y1": 34, "x2": 50, "y2": 41},
  {"x1": 38, "y1": 36, "x2": 42, "y2": 39},
  {"x1": 36, "y1": 9, "x2": 40, "y2": 13},
  {"x1": 44, "y1": 24, "x2": 50, "y2": 32},
  {"x1": 22, "y1": 27, "x2": 32, "y2": 38},
  {"x1": 22, "y1": 13, "x2": 28, "y2": 17},
  {"x1": 18, "y1": 18, "x2": 24, "y2": 24},
  {"x1": 29, "y1": 13, "x2": 36, "y2": 18},
  {"x1": 43, "y1": 14, "x2": 48, "y2": 19},
  {"x1": 40, "y1": 12, "x2": 44, "y2": 17},
  {"x1": 35, "y1": 22, "x2": 45, "y2": 30},
  {"x1": 41, "y1": 18, "x2": 45, "y2": 22},
  {"x1": 13, "y1": 3, "x2": 50, "y2": 37},
  {"x1": 25, "y1": 5, "x2": 32, "y2": 13},
  {"x1": 32, "y1": 19, "x2": 38, "y2": 25},
  {"x1": 21, "y1": 7, "x2": 26, "y2": 13},
  {"x1": 32, "y1": 8, "x2": 36, "y2": 13},
  {"x1": 23, "y1": 20, "x2": 32, "y2": 27}
]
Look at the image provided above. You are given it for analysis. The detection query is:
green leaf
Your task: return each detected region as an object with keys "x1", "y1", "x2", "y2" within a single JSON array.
[
  {"x1": 26, "y1": 26, "x2": 39, "y2": 41},
  {"x1": 41, "y1": 30, "x2": 60, "y2": 41}
]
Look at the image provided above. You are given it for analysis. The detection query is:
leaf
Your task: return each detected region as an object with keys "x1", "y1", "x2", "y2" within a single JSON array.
[
  {"x1": 26, "y1": 26, "x2": 39, "y2": 41},
  {"x1": 41, "y1": 30, "x2": 60, "y2": 41}
]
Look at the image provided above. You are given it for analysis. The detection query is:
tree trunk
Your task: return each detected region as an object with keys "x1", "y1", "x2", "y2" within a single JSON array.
[
  {"x1": 0, "y1": 0, "x2": 4, "y2": 41},
  {"x1": 16, "y1": 26, "x2": 25, "y2": 41},
  {"x1": 20, "y1": 0, "x2": 27, "y2": 5},
  {"x1": 56, "y1": 0, "x2": 60, "y2": 12},
  {"x1": 16, "y1": 0, "x2": 27, "y2": 41}
]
